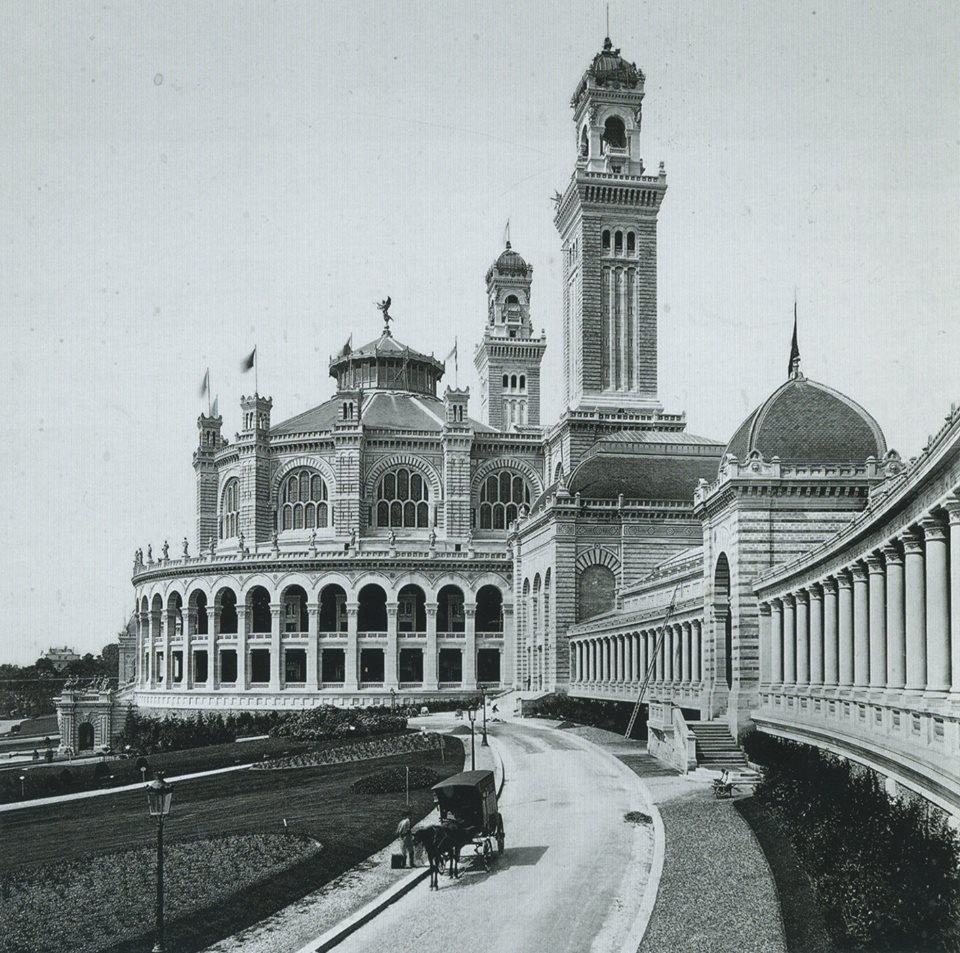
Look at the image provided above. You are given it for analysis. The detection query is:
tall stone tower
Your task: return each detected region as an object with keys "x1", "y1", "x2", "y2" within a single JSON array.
[
  {"x1": 555, "y1": 38, "x2": 667, "y2": 413},
  {"x1": 474, "y1": 241, "x2": 546, "y2": 430}
]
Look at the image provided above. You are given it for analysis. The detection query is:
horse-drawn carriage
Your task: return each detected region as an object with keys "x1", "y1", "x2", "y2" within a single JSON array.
[{"x1": 416, "y1": 769, "x2": 505, "y2": 888}]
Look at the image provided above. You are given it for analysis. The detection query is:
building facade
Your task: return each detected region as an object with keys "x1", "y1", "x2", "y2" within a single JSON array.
[{"x1": 62, "y1": 36, "x2": 958, "y2": 817}]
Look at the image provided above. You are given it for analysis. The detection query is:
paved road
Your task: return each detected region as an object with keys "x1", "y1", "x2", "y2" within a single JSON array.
[{"x1": 334, "y1": 721, "x2": 654, "y2": 953}]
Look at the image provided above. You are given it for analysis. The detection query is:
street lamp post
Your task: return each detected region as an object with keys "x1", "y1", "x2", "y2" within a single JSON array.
[
  {"x1": 467, "y1": 706, "x2": 477, "y2": 770},
  {"x1": 480, "y1": 686, "x2": 489, "y2": 747},
  {"x1": 146, "y1": 774, "x2": 174, "y2": 953}
]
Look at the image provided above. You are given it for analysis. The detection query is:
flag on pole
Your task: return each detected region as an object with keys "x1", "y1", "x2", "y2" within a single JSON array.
[
  {"x1": 199, "y1": 368, "x2": 210, "y2": 398},
  {"x1": 339, "y1": 334, "x2": 353, "y2": 357},
  {"x1": 241, "y1": 347, "x2": 257, "y2": 372},
  {"x1": 444, "y1": 339, "x2": 458, "y2": 387},
  {"x1": 503, "y1": 218, "x2": 511, "y2": 248},
  {"x1": 211, "y1": 395, "x2": 219, "y2": 417}
]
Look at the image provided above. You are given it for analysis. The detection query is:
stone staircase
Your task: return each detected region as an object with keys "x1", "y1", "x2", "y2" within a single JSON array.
[{"x1": 687, "y1": 721, "x2": 749, "y2": 769}]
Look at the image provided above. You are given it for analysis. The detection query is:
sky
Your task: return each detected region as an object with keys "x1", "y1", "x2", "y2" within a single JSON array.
[{"x1": 2, "y1": 1, "x2": 959, "y2": 664}]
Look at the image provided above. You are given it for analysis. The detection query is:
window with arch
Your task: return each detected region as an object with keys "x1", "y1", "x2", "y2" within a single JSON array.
[
  {"x1": 502, "y1": 374, "x2": 509, "y2": 389},
  {"x1": 279, "y1": 469, "x2": 329, "y2": 531},
  {"x1": 579, "y1": 125, "x2": 588, "y2": 157},
  {"x1": 614, "y1": 230, "x2": 623, "y2": 255},
  {"x1": 376, "y1": 467, "x2": 430, "y2": 528},
  {"x1": 220, "y1": 478, "x2": 240, "y2": 539},
  {"x1": 627, "y1": 231, "x2": 636, "y2": 254},
  {"x1": 602, "y1": 229, "x2": 611, "y2": 252},
  {"x1": 477, "y1": 470, "x2": 532, "y2": 530}
]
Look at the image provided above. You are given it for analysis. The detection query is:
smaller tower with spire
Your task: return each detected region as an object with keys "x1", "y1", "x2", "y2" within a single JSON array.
[{"x1": 474, "y1": 237, "x2": 546, "y2": 430}]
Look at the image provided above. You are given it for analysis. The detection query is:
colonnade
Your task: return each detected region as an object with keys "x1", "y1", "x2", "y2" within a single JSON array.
[
  {"x1": 570, "y1": 619, "x2": 704, "y2": 689},
  {"x1": 760, "y1": 502, "x2": 960, "y2": 700}
]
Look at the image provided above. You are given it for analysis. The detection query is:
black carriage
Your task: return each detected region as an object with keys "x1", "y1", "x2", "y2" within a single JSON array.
[{"x1": 431, "y1": 769, "x2": 505, "y2": 868}]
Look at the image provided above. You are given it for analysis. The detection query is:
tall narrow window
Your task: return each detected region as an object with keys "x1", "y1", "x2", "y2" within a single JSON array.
[
  {"x1": 220, "y1": 479, "x2": 240, "y2": 539},
  {"x1": 477, "y1": 470, "x2": 532, "y2": 530}
]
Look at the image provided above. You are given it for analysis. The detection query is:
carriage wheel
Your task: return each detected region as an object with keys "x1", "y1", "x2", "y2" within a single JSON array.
[{"x1": 496, "y1": 830, "x2": 505, "y2": 855}]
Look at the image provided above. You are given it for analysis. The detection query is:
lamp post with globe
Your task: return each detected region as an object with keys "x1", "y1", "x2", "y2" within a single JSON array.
[
  {"x1": 467, "y1": 705, "x2": 477, "y2": 770},
  {"x1": 146, "y1": 774, "x2": 174, "y2": 952}
]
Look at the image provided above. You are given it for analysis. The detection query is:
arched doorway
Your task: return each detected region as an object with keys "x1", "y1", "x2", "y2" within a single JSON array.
[
  {"x1": 715, "y1": 553, "x2": 733, "y2": 690},
  {"x1": 78, "y1": 722, "x2": 95, "y2": 751}
]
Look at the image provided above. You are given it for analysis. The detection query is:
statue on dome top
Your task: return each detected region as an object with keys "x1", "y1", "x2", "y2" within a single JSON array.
[
  {"x1": 161, "y1": 540, "x2": 169, "y2": 562},
  {"x1": 182, "y1": 537, "x2": 189, "y2": 558}
]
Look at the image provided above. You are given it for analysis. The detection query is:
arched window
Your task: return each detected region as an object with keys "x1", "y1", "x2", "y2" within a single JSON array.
[
  {"x1": 376, "y1": 467, "x2": 430, "y2": 528},
  {"x1": 220, "y1": 478, "x2": 240, "y2": 539},
  {"x1": 577, "y1": 565, "x2": 616, "y2": 622},
  {"x1": 579, "y1": 125, "x2": 588, "y2": 157},
  {"x1": 602, "y1": 229, "x2": 611, "y2": 252},
  {"x1": 602, "y1": 115, "x2": 626, "y2": 149},
  {"x1": 627, "y1": 231, "x2": 636, "y2": 254},
  {"x1": 614, "y1": 231, "x2": 623, "y2": 255},
  {"x1": 477, "y1": 470, "x2": 531, "y2": 530},
  {"x1": 279, "y1": 469, "x2": 329, "y2": 531},
  {"x1": 502, "y1": 374, "x2": 508, "y2": 389},
  {"x1": 510, "y1": 374, "x2": 517, "y2": 389},
  {"x1": 519, "y1": 375, "x2": 526, "y2": 391}
]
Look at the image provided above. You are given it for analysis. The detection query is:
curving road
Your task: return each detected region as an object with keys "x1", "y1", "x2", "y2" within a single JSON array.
[{"x1": 334, "y1": 721, "x2": 654, "y2": 953}]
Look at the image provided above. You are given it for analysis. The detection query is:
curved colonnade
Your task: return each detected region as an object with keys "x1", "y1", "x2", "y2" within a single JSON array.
[
  {"x1": 568, "y1": 617, "x2": 705, "y2": 706},
  {"x1": 754, "y1": 428, "x2": 960, "y2": 812}
]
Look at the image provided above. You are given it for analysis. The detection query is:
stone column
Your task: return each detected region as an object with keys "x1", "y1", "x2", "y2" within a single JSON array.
[
  {"x1": 866, "y1": 554, "x2": 887, "y2": 690},
  {"x1": 795, "y1": 591, "x2": 810, "y2": 687},
  {"x1": 385, "y1": 601, "x2": 400, "y2": 689},
  {"x1": 210, "y1": 606, "x2": 220, "y2": 690},
  {"x1": 625, "y1": 634, "x2": 633, "y2": 683},
  {"x1": 902, "y1": 531, "x2": 926, "y2": 693},
  {"x1": 693, "y1": 621, "x2": 702, "y2": 683},
  {"x1": 770, "y1": 601, "x2": 783, "y2": 688},
  {"x1": 656, "y1": 629, "x2": 664, "y2": 682},
  {"x1": 682, "y1": 622, "x2": 692, "y2": 684},
  {"x1": 882, "y1": 543, "x2": 906, "y2": 689},
  {"x1": 139, "y1": 611, "x2": 150, "y2": 687},
  {"x1": 837, "y1": 573, "x2": 854, "y2": 688},
  {"x1": 149, "y1": 606, "x2": 162, "y2": 687},
  {"x1": 183, "y1": 607, "x2": 195, "y2": 689},
  {"x1": 666, "y1": 627, "x2": 675, "y2": 684},
  {"x1": 619, "y1": 635, "x2": 626, "y2": 683},
  {"x1": 782, "y1": 595, "x2": 796, "y2": 687},
  {"x1": 236, "y1": 606, "x2": 248, "y2": 690},
  {"x1": 269, "y1": 603, "x2": 283, "y2": 691},
  {"x1": 946, "y1": 498, "x2": 960, "y2": 699},
  {"x1": 921, "y1": 517, "x2": 950, "y2": 695},
  {"x1": 343, "y1": 602, "x2": 360, "y2": 692},
  {"x1": 851, "y1": 562, "x2": 870, "y2": 689},
  {"x1": 424, "y1": 602, "x2": 438, "y2": 690},
  {"x1": 823, "y1": 578, "x2": 839, "y2": 687},
  {"x1": 809, "y1": 588, "x2": 824, "y2": 687},
  {"x1": 163, "y1": 608, "x2": 176, "y2": 689},
  {"x1": 464, "y1": 604, "x2": 477, "y2": 689},
  {"x1": 502, "y1": 605, "x2": 515, "y2": 688},
  {"x1": 306, "y1": 605, "x2": 320, "y2": 691},
  {"x1": 758, "y1": 604, "x2": 771, "y2": 688}
]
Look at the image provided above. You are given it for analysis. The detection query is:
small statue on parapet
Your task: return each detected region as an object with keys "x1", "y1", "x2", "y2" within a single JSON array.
[{"x1": 182, "y1": 537, "x2": 190, "y2": 558}]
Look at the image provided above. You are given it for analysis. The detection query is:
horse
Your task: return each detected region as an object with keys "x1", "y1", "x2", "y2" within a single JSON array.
[{"x1": 413, "y1": 825, "x2": 458, "y2": 890}]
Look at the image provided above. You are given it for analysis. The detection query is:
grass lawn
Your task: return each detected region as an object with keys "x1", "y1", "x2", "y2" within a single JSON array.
[
  {"x1": 735, "y1": 797, "x2": 837, "y2": 953},
  {"x1": 0, "y1": 733, "x2": 395, "y2": 803},
  {"x1": 1, "y1": 737, "x2": 463, "y2": 953},
  {"x1": 0, "y1": 714, "x2": 59, "y2": 739}
]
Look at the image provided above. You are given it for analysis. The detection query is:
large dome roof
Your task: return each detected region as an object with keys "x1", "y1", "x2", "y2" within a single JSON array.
[
  {"x1": 485, "y1": 242, "x2": 529, "y2": 282},
  {"x1": 590, "y1": 38, "x2": 643, "y2": 88},
  {"x1": 724, "y1": 377, "x2": 886, "y2": 467}
]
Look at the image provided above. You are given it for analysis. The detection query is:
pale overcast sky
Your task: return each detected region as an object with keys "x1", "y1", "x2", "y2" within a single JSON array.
[{"x1": 2, "y1": 1, "x2": 958, "y2": 663}]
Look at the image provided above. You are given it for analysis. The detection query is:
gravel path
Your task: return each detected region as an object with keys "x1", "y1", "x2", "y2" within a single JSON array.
[{"x1": 564, "y1": 724, "x2": 786, "y2": 953}]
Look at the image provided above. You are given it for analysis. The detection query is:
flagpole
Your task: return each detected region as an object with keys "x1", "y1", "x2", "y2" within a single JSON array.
[
  {"x1": 255, "y1": 344, "x2": 259, "y2": 396},
  {"x1": 208, "y1": 370, "x2": 212, "y2": 417},
  {"x1": 455, "y1": 336, "x2": 458, "y2": 389}
]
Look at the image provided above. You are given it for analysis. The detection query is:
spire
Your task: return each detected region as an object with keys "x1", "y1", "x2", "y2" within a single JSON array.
[
  {"x1": 503, "y1": 218, "x2": 511, "y2": 249},
  {"x1": 788, "y1": 298, "x2": 801, "y2": 380}
]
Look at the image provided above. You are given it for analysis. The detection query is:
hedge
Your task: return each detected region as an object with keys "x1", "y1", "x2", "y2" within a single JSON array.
[
  {"x1": 270, "y1": 705, "x2": 407, "y2": 742},
  {"x1": 352, "y1": 766, "x2": 441, "y2": 795},
  {"x1": 745, "y1": 733, "x2": 960, "y2": 951}
]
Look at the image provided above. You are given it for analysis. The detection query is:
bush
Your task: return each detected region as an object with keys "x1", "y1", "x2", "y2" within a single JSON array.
[
  {"x1": 526, "y1": 695, "x2": 643, "y2": 737},
  {"x1": 749, "y1": 736, "x2": 960, "y2": 951},
  {"x1": 352, "y1": 766, "x2": 441, "y2": 795},
  {"x1": 270, "y1": 705, "x2": 407, "y2": 742},
  {"x1": 115, "y1": 709, "x2": 284, "y2": 756}
]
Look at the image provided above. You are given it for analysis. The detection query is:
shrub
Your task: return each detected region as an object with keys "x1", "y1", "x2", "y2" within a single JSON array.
[
  {"x1": 526, "y1": 695, "x2": 643, "y2": 737},
  {"x1": 271, "y1": 705, "x2": 407, "y2": 742},
  {"x1": 750, "y1": 736, "x2": 960, "y2": 951},
  {"x1": 352, "y1": 766, "x2": 441, "y2": 795}
]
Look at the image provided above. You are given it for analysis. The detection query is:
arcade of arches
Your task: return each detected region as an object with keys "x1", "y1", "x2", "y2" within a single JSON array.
[{"x1": 135, "y1": 580, "x2": 507, "y2": 695}]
